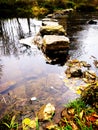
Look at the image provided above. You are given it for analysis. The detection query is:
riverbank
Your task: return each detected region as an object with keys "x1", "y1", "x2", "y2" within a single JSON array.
[
  {"x1": 0, "y1": 0, "x2": 98, "y2": 18},
  {"x1": 0, "y1": 6, "x2": 97, "y2": 130},
  {"x1": 0, "y1": 65, "x2": 98, "y2": 129},
  {"x1": 0, "y1": 83, "x2": 98, "y2": 130}
]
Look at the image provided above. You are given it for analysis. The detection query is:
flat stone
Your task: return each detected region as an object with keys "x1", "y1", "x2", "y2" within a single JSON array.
[
  {"x1": 42, "y1": 18, "x2": 58, "y2": 22},
  {"x1": 40, "y1": 25, "x2": 66, "y2": 36},
  {"x1": 42, "y1": 21, "x2": 59, "y2": 26},
  {"x1": 42, "y1": 35, "x2": 70, "y2": 52},
  {"x1": 42, "y1": 18, "x2": 59, "y2": 26},
  {"x1": 53, "y1": 8, "x2": 73, "y2": 18}
]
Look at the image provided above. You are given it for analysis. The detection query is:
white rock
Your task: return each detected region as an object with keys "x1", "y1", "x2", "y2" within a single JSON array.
[{"x1": 31, "y1": 97, "x2": 37, "y2": 101}]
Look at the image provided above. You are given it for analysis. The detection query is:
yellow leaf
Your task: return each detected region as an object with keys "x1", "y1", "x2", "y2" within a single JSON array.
[
  {"x1": 79, "y1": 110, "x2": 84, "y2": 120},
  {"x1": 22, "y1": 118, "x2": 31, "y2": 125},
  {"x1": 69, "y1": 121, "x2": 78, "y2": 130},
  {"x1": 29, "y1": 120, "x2": 36, "y2": 128},
  {"x1": 63, "y1": 78, "x2": 69, "y2": 83},
  {"x1": 95, "y1": 119, "x2": 98, "y2": 126},
  {"x1": 68, "y1": 108, "x2": 75, "y2": 115},
  {"x1": 76, "y1": 89, "x2": 81, "y2": 95}
]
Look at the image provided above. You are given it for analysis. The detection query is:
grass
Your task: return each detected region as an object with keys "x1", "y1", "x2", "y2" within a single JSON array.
[
  {"x1": 65, "y1": 98, "x2": 86, "y2": 115},
  {"x1": 3, "y1": 115, "x2": 18, "y2": 130},
  {"x1": 1, "y1": 98, "x2": 97, "y2": 130},
  {"x1": 75, "y1": 117, "x2": 93, "y2": 130}
]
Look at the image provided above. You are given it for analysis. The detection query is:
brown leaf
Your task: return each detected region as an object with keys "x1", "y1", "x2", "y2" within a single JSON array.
[
  {"x1": 67, "y1": 108, "x2": 75, "y2": 116},
  {"x1": 92, "y1": 113, "x2": 98, "y2": 118},
  {"x1": 69, "y1": 121, "x2": 78, "y2": 130},
  {"x1": 86, "y1": 115, "x2": 97, "y2": 122}
]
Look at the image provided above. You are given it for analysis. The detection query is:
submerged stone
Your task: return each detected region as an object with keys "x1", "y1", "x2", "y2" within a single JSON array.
[
  {"x1": 65, "y1": 66, "x2": 83, "y2": 78},
  {"x1": 37, "y1": 103, "x2": 55, "y2": 121}
]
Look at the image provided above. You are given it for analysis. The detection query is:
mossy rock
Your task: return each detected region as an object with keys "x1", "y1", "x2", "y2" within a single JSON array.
[
  {"x1": 40, "y1": 25, "x2": 66, "y2": 37},
  {"x1": 81, "y1": 82, "x2": 98, "y2": 110}
]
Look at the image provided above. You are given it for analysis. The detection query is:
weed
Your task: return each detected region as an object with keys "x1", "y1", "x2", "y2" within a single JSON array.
[
  {"x1": 65, "y1": 98, "x2": 86, "y2": 115},
  {"x1": 75, "y1": 116, "x2": 93, "y2": 130},
  {"x1": 3, "y1": 115, "x2": 18, "y2": 130},
  {"x1": 36, "y1": 117, "x2": 39, "y2": 130}
]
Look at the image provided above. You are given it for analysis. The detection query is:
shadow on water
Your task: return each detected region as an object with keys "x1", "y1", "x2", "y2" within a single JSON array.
[{"x1": 43, "y1": 50, "x2": 69, "y2": 66}]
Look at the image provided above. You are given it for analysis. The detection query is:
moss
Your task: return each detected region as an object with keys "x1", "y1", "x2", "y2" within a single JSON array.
[{"x1": 81, "y1": 83, "x2": 98, "y2": 111}]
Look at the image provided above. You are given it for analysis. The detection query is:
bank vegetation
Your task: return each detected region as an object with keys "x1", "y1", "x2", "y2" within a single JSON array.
[{"x1": 0, "y1": 0, "x2": 98, "y2": 18}]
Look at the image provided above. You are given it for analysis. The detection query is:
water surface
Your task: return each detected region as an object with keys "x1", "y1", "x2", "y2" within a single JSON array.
[{"x1": 0, "y1": 12, "x2": 98, "y2": 117}]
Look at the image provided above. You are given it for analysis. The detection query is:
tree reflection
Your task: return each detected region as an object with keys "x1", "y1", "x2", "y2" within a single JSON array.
[
  {"x1": 0, "y1": 18, "x2": 33, "y2": 57},
  {"x1": 0, "y1": 60, "x2": 3, "y2": 80},
  {"x1": 16, "y1": 18, "x2": 24, "y2": 39}
]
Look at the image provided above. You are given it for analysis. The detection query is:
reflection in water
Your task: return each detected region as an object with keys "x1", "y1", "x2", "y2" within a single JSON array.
[
  {"x1": 0, "y1": 19, "x2": 21, "y2": 56},
  {"x1": 67, "y1": 12, "x2": 98, "y2": 61},
  {"x1": 43, "y1": 51, "x2": 69, "y2": 66},
  {"x1": 0, "y1": 18, "x2": 41, "y2": 56},
  {"x1": 0, "y1": 12, "x2": 98, "y2": 118},
  {"x1": 82, "y1": 25, "x2": 98, "y2": 57},
  {"x1": 0, "y1": 60, "x2": 3, "y2": 79},
  {"x1": 69, "y1": 21, "x2": 98, "y2": 64},
  {"x1": 0, "y1": 17, "x2": 77, "y2": 118},
  {"x1": 16, "y1": 18, "x2": 25, "y2": 39}
]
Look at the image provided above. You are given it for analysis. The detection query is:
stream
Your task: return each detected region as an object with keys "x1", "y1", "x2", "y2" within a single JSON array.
[{"x1": 0, "y1": 11, "x2": 98, "y2": 118}]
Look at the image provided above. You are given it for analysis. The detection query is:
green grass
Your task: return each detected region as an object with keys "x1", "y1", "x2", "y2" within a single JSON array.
[
  {"x1": 65, "y1": 99, "x2": 86, "y2": 115},
  {"x1": 3, "y1": 115, "x2": 18, "y2": 130}
]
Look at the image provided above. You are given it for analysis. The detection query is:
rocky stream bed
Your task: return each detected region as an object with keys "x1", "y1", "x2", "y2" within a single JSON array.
[{"x1": 0, "y1": 11, "x2": 98, "y2": 129}]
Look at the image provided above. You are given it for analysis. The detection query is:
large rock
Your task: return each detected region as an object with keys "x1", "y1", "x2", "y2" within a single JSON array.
[
  {"x1": 42, "y1": 35, "x2": 70, "y2": 53},
  {"x1": 40, "y1": 25, "x2": 66, "y2": 36},
  {"x1": 65, "y1": 66, "x2": 83, "y2": 78},
  {"x1": 46, "y1": 9, "x2": 73, "y2": 19},
  {"x1": 42, "y1": 18, "x2": 58, "y2": 22},
  {"x1": 81, "y1": 83, "x2": 98, "y2": 109},
  {"x1": 42, "y1": 18, "x2": 58, "y2": 26},
  {"x1": 83, "y1": 70, "x2": 96, "y2": 83},
  {"x1": 37, "y1": 103, "x2": 55, "y2": 121},
  {"x1": 87, "y1": 20, "x2": 97, "y2": 24},
  {"x1": 52, "y1": 8, "x2": 73, "y2": 18},
  {"x1": 42, "y1": 21, "x2": 59, "y2": 26}
]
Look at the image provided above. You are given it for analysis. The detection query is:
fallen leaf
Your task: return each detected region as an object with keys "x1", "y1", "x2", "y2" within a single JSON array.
[
  {"x1": 22, "y1": 118, "x2": 31, "y2": 125},
  {"x1": 92, "y1": 113, "x2": 98, "y2": 118},
  {"x1": 69, "y1": 121, "x2": 78, "y2": 130},
  {"x1": 29, "y1": 120, "x2": 36, "y2": 128},
  {"x1": 76, "y1": 89, "x2": 81, "y2": 95},
  {"x1": 22, "y1": 118, "x2": 37, "y2": 129},
  {"x1": 86, "y1": 115, "x2": 97, "y2": 122},
  {"x1": 95, "y1": 119, "x2": 98, "y2": 126},
  {"x1": 67, "y1": 108, "x2": 75, "y2": 115},
  {"x1": 79, "y1": 110, "x2": 84, "y2": 120}
]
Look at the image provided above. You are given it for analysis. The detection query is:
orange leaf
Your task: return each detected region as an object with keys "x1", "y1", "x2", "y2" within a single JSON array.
[
  {"x1": 92, "y1": 113, "x2": 98, "y2": 119},
  {"x1": 86, "y1": 115, "x2": 96, "y2": 122}
]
